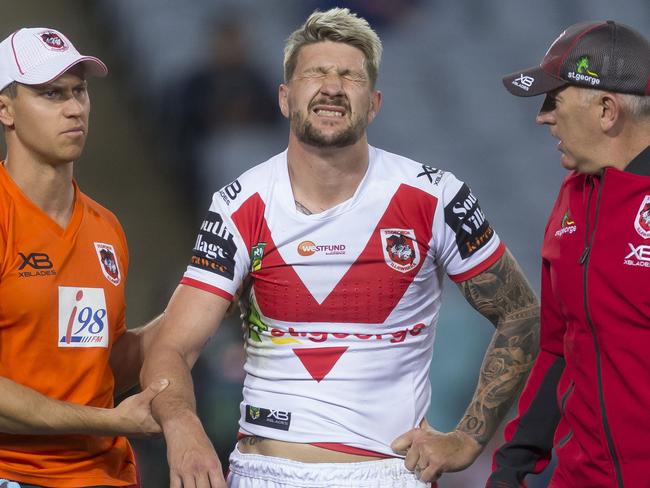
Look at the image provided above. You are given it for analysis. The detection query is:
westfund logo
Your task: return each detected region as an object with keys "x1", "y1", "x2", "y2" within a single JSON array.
[
  {"x1": 444, "y1": 184, "x2": 493, "y2": 259},
  {"x1": 190, "y1": 211, "x2": 237, "y2": 279}
]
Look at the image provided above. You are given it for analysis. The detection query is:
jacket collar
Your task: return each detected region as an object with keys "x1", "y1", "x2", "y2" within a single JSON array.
[{"x1": 625, "y1": 146, "x2": 650, "y2": 176}]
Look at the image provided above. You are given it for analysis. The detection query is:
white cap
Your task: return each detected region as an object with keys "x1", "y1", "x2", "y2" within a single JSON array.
[{"x1": 0, "y1": 27, "x2": 107, "y2": 91}]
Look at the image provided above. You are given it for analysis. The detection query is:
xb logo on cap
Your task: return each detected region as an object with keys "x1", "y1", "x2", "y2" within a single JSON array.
[
  {"x1": 512, "y1": 74, "x2": 535, "y2": 91},
  {"x1": 39, "y1": 31, "x2": 67, "y2": 50}
]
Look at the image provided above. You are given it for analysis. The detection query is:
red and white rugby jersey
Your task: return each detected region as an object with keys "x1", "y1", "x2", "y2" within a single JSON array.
[{"x1": 182, "y1": 146, "x2": 505, "y2": 456}]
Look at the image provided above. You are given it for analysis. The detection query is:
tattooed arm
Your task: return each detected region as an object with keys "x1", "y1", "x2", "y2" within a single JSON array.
[
  {"x1": 392, "y1": 249, "x2": 539, "y2": 482},
  {"x1": 456, "y1": 248, "x2": 540, "y2": 445}
]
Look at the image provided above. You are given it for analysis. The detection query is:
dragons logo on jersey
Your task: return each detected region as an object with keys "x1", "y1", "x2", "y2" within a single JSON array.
[
  {"x1": 94, "y1": 242, "x2": 121, "y2": 286},
  {"x1": 380, "y1": 229, "x2": 420, "y2": 273},
  {"x1": 634, "y1": 195, "x2": 650, "y2": 239},
  {"x1": 444, "y1": 184, "x2": 493, "y2": 259}
]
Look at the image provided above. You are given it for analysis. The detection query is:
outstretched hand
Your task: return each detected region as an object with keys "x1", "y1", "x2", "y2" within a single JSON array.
[
  {"x1": 391, "y1": 419, "x2": 482, "y2": 483},
  {"x1": 113, "y1": 379, "x2": 169, "y2": 437}
]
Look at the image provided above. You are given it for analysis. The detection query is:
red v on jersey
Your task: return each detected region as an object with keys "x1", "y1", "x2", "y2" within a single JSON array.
[
  {"x1": 232, "y1": 184, "x2": 438, "y2": 324},
  {"x1": 292, "y1": 347, "x2": 349, "y2": 382}
]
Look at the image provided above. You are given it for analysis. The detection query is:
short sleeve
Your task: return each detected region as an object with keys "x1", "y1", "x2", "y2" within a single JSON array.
[
  {"x1": 433, "y1": 173, "x2": 505, "y2": 282},
  {"x1": 181, "y1": 192, "x2": 250, "y2": 300}
]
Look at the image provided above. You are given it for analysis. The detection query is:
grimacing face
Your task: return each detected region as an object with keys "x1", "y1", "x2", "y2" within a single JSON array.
[
  {"x1": 279, "y1": 40, "x2": 380, "y2": 148},
  {"x1": 1, "y1": 66, "x2": 90, "y2": 165}
]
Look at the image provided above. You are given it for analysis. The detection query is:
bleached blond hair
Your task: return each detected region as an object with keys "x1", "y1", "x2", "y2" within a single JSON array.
[{"x1": 283, "y1": 8, "x2": 382, "y2": 88}]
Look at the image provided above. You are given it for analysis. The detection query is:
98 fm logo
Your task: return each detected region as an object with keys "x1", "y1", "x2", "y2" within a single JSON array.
[{"x1": 58, "y1": 287, "x2": 109, "y2": 348}]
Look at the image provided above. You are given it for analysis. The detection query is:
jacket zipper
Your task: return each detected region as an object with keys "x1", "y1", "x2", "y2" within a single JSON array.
[
  {"x1": 556, "y1": 381, "x2": 575, "y2": 448},
  {"x1": 579, "y1": 172, "x2": 624, "y2": 487}
]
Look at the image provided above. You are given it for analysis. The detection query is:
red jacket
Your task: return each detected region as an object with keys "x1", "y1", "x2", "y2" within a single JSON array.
[{"x1": 487, "y1": 146, "x2": 650, "y2": 488}]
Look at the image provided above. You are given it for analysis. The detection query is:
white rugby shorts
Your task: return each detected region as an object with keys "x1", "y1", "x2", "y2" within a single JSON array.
[{"x1": 227, "y1": 445, "x2": 431, "y2": 487}]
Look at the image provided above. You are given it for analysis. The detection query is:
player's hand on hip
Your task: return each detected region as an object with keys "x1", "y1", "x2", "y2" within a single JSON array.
[
  {"x1": 164, "y1": 413, "x2": 226, "y2": 488},
  {"x1": 113, "y1": 379, "x2": 169, "y2": 437},
  {"x1": 390, "y1": 418, "x2": 482, "y2": 483}
]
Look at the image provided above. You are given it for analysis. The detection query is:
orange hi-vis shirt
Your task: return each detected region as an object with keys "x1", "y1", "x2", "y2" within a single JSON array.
[{"x1": 0, "y1": 164, "x2": 136, "y2": 487}]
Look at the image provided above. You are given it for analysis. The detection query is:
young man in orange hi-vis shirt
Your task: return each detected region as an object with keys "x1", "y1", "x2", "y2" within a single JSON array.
[{"x1": 0, "y1": 27, "x2": 168, "y2": 487}]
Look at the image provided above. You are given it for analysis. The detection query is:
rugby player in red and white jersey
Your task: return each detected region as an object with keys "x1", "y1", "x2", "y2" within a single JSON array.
[{"x1": 142, "y1": 8, "x2": 540, "y2": 488}]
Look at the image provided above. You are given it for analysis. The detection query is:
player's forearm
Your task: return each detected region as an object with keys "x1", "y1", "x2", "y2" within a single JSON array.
[
  {"x1": 141, "y1": 343, "x2": 199, "y2": 430},
  {"x1": 456, "y1": 249, "x2": 540, "y2": 446},
  {"x1": 457, "y1": 309, "x2": 539, "y2": 446},
  {"x1": 0, "y1": 377, "x2": 119, "y2": 435},
  {"x1": 111, "y1": 314, "x2": 163, "y2": 395}
]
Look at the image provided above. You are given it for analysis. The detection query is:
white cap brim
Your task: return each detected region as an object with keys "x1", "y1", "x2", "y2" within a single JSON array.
[{"x1": 13, "y1": 54, "x2": 107, "y2": 86}]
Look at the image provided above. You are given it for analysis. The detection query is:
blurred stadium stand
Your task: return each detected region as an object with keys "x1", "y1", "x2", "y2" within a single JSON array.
[{"x1": 2, "y1": 0, "x2": 649, "y2": 486}]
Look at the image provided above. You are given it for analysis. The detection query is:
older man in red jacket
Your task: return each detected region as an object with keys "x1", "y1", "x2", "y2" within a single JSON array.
[{"x1": 488, "y1": 20, "x2": 650, "y2": 488}]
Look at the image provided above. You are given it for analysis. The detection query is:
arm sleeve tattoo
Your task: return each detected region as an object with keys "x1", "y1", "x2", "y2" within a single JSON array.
[{"x1": 455, "y1": 249, "x2": 540, "y2": 446}]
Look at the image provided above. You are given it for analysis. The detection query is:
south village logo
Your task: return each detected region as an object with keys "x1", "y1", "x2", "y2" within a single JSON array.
[{"x1": 567, "y1": 55, "x2": 600, "y2": 87}]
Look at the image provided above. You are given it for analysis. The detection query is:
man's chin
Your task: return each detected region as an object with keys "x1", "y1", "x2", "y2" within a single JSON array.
[
  {"x1": 560, "y1": 153, "x2": 578, "y2": 171},
  {"x1": 297, "y1": 129, "x2": 359, "y2": 148}
]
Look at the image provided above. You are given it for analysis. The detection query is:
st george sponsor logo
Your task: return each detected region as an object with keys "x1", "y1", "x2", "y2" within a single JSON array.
[
  {"x1": 270, "y1": 323, "x2": 426, "y2": 345},
  {"x1": 17, "y1": 252, "x2": 56, "y2": 278},
  {"x1": 297, "y1": 240, "x2": 346, "y2": 256},
  {"x1": 624, "y1": 243, "x2": 650, "y2": 268},
  {"x1": 444, "y1": 184, "x2": 493, "y2": 258},
  {"x1": 246, "y1": 299, "x2": 427, "y2": 346},
  {"x1": 58, "y1": 287, "x2": 109, "y2": 348},
  {"x1": 567, "y1": 56, "x2": 600, "y2": 87},
  {"x1": 245, "y1": 405, "x2": 291, "y2": 430},
  {"x1": 555, "y1": 210, "x2": 577, "y2": 238},
  {"x1": 191, "y1": 211, "x2": 237, "y2": 279}
]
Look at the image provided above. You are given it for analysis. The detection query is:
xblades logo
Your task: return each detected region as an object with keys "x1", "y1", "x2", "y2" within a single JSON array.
[
  {"x1": 18, "y1": 252, "x2": 56, "y2": 278},
  {"x1": 219, "y1": 180, "x2": 242, "y2": 205},
  {"x1": 624, "y1": 243, "x2": 650, "y2": 268},
  {"x1": 245, "y1": 404, "x2": 291, "y2": 430},
  {"x1": 512, "y1": 74, "x2": 535, "y2": 91},
  {"x1": 417, "y1": 165, "x2": 444, "y2": 185}
]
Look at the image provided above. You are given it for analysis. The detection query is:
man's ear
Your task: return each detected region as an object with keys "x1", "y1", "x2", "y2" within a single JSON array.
[
  {"x1": 0, "y1": 94, "x2": 15, "y2": 128},
  {"x1": 278, "y1": 84, "x2": 290, "y2": 119},
  {"x1": 368, "y1": 90, "x2": 382, "y2": 123},
  {"x1": 598, "y1": 92, "x2": 620, "y2": 133}
]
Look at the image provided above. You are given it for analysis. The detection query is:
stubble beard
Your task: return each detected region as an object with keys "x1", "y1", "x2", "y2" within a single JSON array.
[{"x1": 290, "y1": 109, "x2": 367, "y2": 148}]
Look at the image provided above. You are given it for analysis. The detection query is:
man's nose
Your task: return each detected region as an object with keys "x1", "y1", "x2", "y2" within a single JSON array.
[
  {"x1": 320, "y1": 73, "x2": 344, "y2": 96},
  {"x1": 62, "y1": 95, "x2": 84, "y2": 117},
  {"x1": 536, "y1": 95, "x2": 555, "y2": 125}
]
